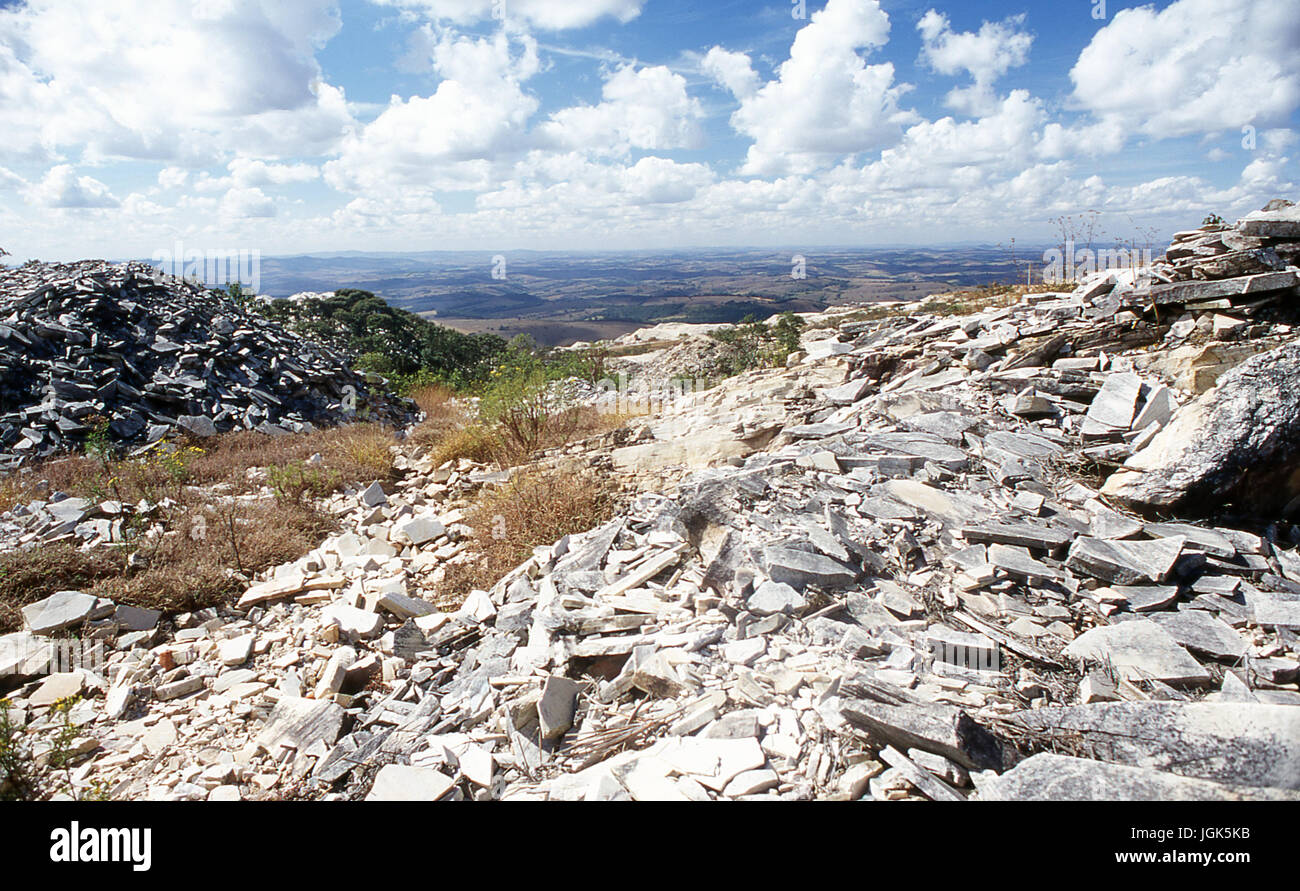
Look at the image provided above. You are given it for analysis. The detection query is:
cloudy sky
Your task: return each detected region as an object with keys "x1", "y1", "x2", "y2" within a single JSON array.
[{"x1": 0, "y1": 0, "x2": 1297, "y2": 261}]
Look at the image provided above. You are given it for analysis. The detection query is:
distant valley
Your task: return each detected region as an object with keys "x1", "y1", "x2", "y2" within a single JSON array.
[{"x1": 247, "y1": 245, "x2": 1052, "y2": 346}]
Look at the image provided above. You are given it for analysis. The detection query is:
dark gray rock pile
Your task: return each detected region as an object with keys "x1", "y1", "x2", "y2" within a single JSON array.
[{"x1": 0, "y1": 260, "x2": 412, "y2": 468}]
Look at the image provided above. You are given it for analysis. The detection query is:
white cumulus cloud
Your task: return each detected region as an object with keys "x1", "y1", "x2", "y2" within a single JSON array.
[
  {"x1": 0, "y1": 0, "x2": 353, "y2": 166},
  {"x1": 1071, "y1": 0, "x2": 1300, "y2": 139},
  {"x1": 27, "y1": 165, "x2": 119, "y2": 208},
  {"x1": 726, "y1": 0, "x2": 917, "y2": 175},
  {"x1": 917, "y1": 9, "x2": 1033, "y2": 116},
  {"x1": 540, "y1": 65, "x2": 705, "y2": 156}
]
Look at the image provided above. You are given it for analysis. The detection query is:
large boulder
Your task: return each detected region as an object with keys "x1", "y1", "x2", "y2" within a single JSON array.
[{"x1": 1102, "y1": 337, "x2": 1300, "y2": 515}]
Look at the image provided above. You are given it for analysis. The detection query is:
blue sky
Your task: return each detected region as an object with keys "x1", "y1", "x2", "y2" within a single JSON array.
[{"x1": 0, "y1": 0, "x2": 1296, "y2": 261}]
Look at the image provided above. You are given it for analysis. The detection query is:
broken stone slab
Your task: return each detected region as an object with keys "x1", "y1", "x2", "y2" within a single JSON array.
[
  {"x1": 1143, "y1": 522, "x2": 1236, "y2": 558},
  {"x1": 1012, "y1": 702, "x2": 1300, "y2": 790},
  {"x1": 1083, "y1": 372, "x2": 1142, "y2": 432},
  {"x1": 393, "y1": 516, "x2": 445, "y2": 546},
  {"x1": 237, "y1": 575, "x2": 308, "y2": 609},
  {"x1": 0, "y1": 631, "x2": 50, "y2": 679},
  {"x1": 1063, "y1": 620, "x2": 1210, "y2": 686},
  {"x1": 747, "y1": 580, "x2": 807, "y2": 616},
  {"x1": 603, "y1": 645, "x2": 685, "y2": 700},
  {"x1": 366, "y1": 765, "x2": 455, "y2": 801},
  {"x1": 723, "y1": 636, "x2": 767, "y2": 666},
  {"x1": 1107, "y1": 585, "x2": 1180, "y2": 613},
  {"x1": 785, "y1": 422, "x2": 854, "y2": 439},
  {"x1": 986, "y1": 544, "x2": 1064, "y2": 581},
  {"x1": 589, "y1": 544, "x2": 687, "y2": 605},
  {"x1": 113, "y1": 604, "x2": 160, "y2": 632},
  {"x1": 702, "y1": 709, "x2": 761, "y2": 740},
  {"x1": 175, "y1": 415, "x2": 218, "y2": 438},
  {"x1": 538, "y1": 675, "x2": 582, "y2": 740},
  {"x1": 807, "y1": 617, "x2": 887, "y2": 658},
  {"x1": 722, "y1": 768, "x2": 780, "y2": 798},
  {"x1": 1085, "y1": 501, "x2": 1145, "y2": 540},
  {"x1": 1148, "y1": 610, "x2": 1247, "y2": 660},
  {"x1": 824, "y1": 377, "x2": 872, "y2": 405},
  {"x1": 1237, "y1": 204, "x2": 1300, "y2": 238},
  {"x1": 1253, "y1": 597, "x2": 1300, "y2": 629},
  {"x1": 1273, "y1": 545, "x2": 1300, "y2": 582},
  {"x1": 359, "y1": 481, "x2": 388, "y2": 508},
  {"x1": 217, "y1": 634, "x2": 254, "y2": 667},
  {"x1": 875, "y1": 580, "x2": 923, "y2": 619},
  {"x1": 1140, "y1": 270, "x2": 1299, "y2": 306},
  {"x1": 926, "y1": 626, "x2": 999, "y2": 672},
  {"x1": 1132, "y1": 384, "x2": 1177, "y2": 431},
  {"x1": 879, "y1": 479, "x2": 987, "y2": 527},
  {"x1": 374, "y1": 590, "x2": 437, "y2": 620},
  {"x1": 983, "y1": 430, "x2": 1063, "y2": 461},
  {"x1": 860, "y1": 432, "x2": 970, "y2": 471},
  {"x1": 322, "y1": 602, "x2": 384, "y2": 639},
  {"x1": 27, "y1": 671, "x2": 87, "y2": 708},
  {"x1": 21, "y1": 590, "x2": 99, "y2": 635},
  {"x1": 155, "y1": 675, "x2": 205, "y2": 701},
  {"x1": 1103, "y1": 338, "x2": 1300, "y2": 515},
  {"x1": 258, "y1": 696, "x2": 346, "y2": 754},
  {"x1": 763, "y1": 547, "x2": 857, "y2": 590},
  {"x1": 878, "y1": 745, "x2": 964, "y2": 802},
  {"x1": 1065, "y1": 536, "x2": 1184, "y2": 585},
  {"x1": 961, "y1": 523, "x2": 1074, "y2": 552},
  {"x1": 841, "y1": 700, "x2": 1004, "y2": 771},
  {"x1": 1251, "y1": 656, "x2": 1300, "y2": 686},
  {"x1": 976, "y1": 753, "x2": 1299, "y2": 801}
]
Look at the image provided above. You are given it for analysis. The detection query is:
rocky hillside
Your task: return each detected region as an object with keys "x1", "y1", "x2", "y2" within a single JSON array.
[
  {"x1": 3, "y1": 201, "x2": 1300, "y2": 802},
  {"x1": 0, "y1": 261, "x2": 413, "y2": 469}
]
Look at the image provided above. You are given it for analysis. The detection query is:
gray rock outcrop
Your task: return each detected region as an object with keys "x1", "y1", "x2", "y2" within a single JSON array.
[
  {"x1": 1102, "y1": 337, "x2": 1300, "y2": 514},
  {"x1": 0, "y1": 260, "x2": 412, "y2": 467}
]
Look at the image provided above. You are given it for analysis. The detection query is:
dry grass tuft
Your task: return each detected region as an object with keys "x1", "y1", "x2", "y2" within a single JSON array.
[
  {"x1": 438, "y1": 467, "x2": 620, "y2": 605},
  {"x1": 0, "y1": 423, "x2": 399, "y2": 512},
  {"x1": 410, "y1": 383, "x2": 458, "y2": 416},
  {"x1": 0, "y1": 545, "x2": 127, "y2": 632},
  {"x1": 0, "y1": 498, "x2": 333, "y2": 633},
  {"x1": 0, "y1": 424, "x2": 396, "y2": 631},
  {"x1": 427, "y1": 423, "x2": 501, "y2": 467}
]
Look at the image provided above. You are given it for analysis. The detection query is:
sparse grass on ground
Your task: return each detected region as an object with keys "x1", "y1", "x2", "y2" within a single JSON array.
[
  {"x1": 828, "y1": 281, "x2": 1077, "y2": 327},
  {"x1": 0, "y1": 545, "x2": 126, "y2": 632},
  {"x1": 0, "y1": 495, "x2": 334, "y2": 633},
  {"x1": 921, "y1": 281, "x2": 1073, "y2": 317},
  {"x1": 0, "y1": 424, "x2": 396, "y2": 632},
  {"x1": 603, "y1": 339, "x2": 677, "y2": 358},
  {"x1": 413, "y1": 387, "x2": 626, "y2": 470},
  {"x1": 0, "y1": 423, "x2": 398, "y2": 512},
  {"x1": 438, "y1": 467, "x2": 620, "y2": 605}
]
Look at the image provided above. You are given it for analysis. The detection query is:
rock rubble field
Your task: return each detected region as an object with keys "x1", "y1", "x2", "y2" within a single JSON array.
[
  {"x1": 0, "y1": 260, "x2": 412, "y2": 470},
  {"x1": 3, "y1": 202, "x2": 1300, "y2": 802}
]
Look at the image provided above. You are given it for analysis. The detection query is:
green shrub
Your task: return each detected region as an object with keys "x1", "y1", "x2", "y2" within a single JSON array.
[
  {"x1": 2, "y1": 696, "x2": 106, "y2": 801},
  {"x1": 709, "y1": 311, "x2": 806, "y2": 376}
]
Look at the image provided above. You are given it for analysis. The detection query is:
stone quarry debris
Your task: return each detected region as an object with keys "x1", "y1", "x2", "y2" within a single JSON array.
[
  {"x1": 4, "y1": 201, "x2": 1300, "y2": 802},
  {"x1": 0, "y1": 260, "x2": 411, "y2": 467}
]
